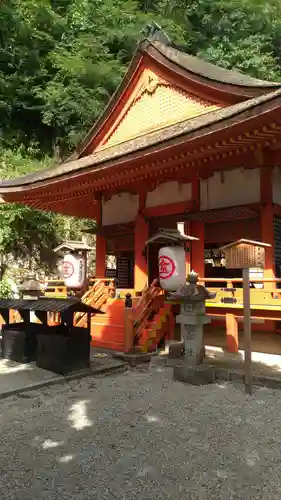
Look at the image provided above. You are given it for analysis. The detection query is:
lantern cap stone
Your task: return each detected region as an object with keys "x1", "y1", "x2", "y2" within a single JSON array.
[
  {"x1": 53, "y1": 240, "x2": 93, "y2": 254},
  {"x1": 20, "y1": 275, "x2": 41, "y2": 292},
  {"x1": 220, "y1": 239, "x2": 271, "y2": 252},
  {"x1": 168, "y1": 271, "x2": 216, "y2": 302},
  {"x1": 145, "y1": 228, "x2": 199, "y2": 246}
]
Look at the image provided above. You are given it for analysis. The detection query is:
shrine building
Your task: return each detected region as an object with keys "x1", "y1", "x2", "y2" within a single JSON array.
[{"x1": 2, "y1": 24, "x2": 281, "y2": 352}]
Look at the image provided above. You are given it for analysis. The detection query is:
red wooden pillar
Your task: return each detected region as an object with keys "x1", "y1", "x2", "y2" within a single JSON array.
[
  {"x1": 260, "y1": 167, "x2": 275, "y2": 289},
  {"x1": 260, "y1": 203, "x2": 275, "y2": 332},
  {"x1": 184, "y1": 220, "x2": 191, "y2": 276},
  {"x1": 95, "y1": 200, "x2": 106, "y2": 278},
  {"x1": 96, "y1": 235, "x2": 106, "y2": 278},
  {"x1": 134, "y1": 213, "x2": 149, "y2": 292},
  {"x1": 260, "y1": 166, "x2": 275, "y2": 333},
  {"x1": 261, "y1": 203, "x2": 275, "y2": 286},
  {"x1": 191, "y1": 221, "x2": 205, "y2": 279},
  {"x1": 226, "y1": 313, "x2": 239, "y2": 353}
]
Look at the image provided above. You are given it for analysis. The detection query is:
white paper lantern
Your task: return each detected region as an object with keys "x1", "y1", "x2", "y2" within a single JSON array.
[
  {"x1": 158, "y1": 246, "x2": 186, "y2": 291},
  {"x1": 63, "y1": 253, "x2": 86, "y2": 289}
]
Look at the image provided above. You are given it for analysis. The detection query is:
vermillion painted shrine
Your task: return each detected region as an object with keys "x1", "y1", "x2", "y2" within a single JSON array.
[{"x1": 2, "y1": 25, "x2": 281, "y2": 354}]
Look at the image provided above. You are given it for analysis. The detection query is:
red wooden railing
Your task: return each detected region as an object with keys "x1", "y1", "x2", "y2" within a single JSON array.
[
  {"x1": 75, "y1": 278, "x2": 116, "y2": 327},
  {"x1": 198, "y1": 277, "x2": 281, "y2": 297},
  {"x1": 199, "y1": 277, "x2": 281, "y2": 286},
  {"x1": 132, "y1": 279, "x2": 164, "y2": 345}
]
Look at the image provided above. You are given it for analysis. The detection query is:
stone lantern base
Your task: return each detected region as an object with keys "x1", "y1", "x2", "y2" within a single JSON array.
[
  {"x1": 173, "y1": 363, "x2": 215, "y2": 385},
  {"x1": 168, "y1": 271, "x2": 217, "y2": 386}
]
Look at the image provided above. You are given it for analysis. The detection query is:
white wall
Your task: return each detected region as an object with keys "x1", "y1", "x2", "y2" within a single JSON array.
[
  {"x1": 102, "y1": 193, "x2": 139, "y2": 226},
  {"x1": 200, "y1": 168, "x2": 260, "y2": 210},
  {"x1": 146, "y1": 181, "x2": 191, "y2": 208},
  {"x1": 273, "y1": 167, "x2": 281, "y2": 204}
]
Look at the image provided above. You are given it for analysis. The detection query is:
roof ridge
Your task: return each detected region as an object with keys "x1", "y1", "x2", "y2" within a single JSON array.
[
  {"x1": 141, "y1": 22, "x2": 171, "y2": 46},
  {"x1": 151, "y1": 40, "x2": 281, "y2": 88}
]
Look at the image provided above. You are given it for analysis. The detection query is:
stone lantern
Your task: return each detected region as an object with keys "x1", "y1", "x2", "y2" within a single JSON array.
[
  {"x1": 168, "y1": 271, "x2": 216, "y2": 385},
  {"x1": 20, "y1": 274, "x2": 42, "y2": 300}
]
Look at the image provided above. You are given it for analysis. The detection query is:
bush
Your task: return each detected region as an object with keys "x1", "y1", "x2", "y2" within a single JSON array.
[{"x1": 0, "y1": 279, "x2": 14, "y2": 299}]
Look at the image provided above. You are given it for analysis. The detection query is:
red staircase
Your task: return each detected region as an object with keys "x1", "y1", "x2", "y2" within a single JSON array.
[
  {"x1": 132, "y1": 280, "x2": 175, "y2": 353},
  {"x1": 77, "y1": 279, "x2": 125, "y2": 351},
  {"x1": 77, "y1": 278, "x2": 175, "y2": 353},
  {"x1": 91, "y1": 298, "x2": 126, "y2": 351},
  {"x1": 136, "y1": 302, "x2": 174, "y2": 352}
]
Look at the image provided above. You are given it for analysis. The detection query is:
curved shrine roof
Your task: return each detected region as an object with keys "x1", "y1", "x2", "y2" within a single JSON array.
[
  {"x1": 152, "y1": 41, "x2": 280, "y2": 89},
  {"x1": 1, "y1": 86, "x2": 281, "y2": 191},
  {"x1": 1, "y1": 24, "x2": 281, "y2": 216}
]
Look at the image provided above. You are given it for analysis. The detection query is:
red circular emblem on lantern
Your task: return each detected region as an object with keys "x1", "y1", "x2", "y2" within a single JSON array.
[
  {"x1": 159, "y1": 255, "x2": 176, "y2": 280},
  {"x1": 63, "y1": 261, "x2": 74, "y2": 278}
]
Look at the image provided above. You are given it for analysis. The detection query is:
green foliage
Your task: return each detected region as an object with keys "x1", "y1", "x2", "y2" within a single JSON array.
[
  {"x1": 36, "y1": 0, "x2": 182, "y2": 152},
  {"x1": 0, "y1": 0, "x2": 182, "y2": 154},
  {"x1": 2, "y1": 0, "x2": 281, "y2": 155},
  {"x1": 0, "y1": 148, "x2": 94, "y2": 274},
  {"x1": 0, "y1": 0, "x2": 66, "y2": 152},
  {"x1": 0, "y1": 203, "x2": 59, "y2": 265},
  {"x1": 0, "y1": 279, "x2": 13, "y2": 299},
  {"x1": 150, "y1": 0, "x2": 281, "y2": 81},
  {"x1": 0, "y1": 147, "x2": 52, "y2": 179},
  {"x1": 0, "y1": 148, "x2": 58, "y2": 274},
  {"x1": 3, "y1": 0, "x2": 281, "y2": 155}
]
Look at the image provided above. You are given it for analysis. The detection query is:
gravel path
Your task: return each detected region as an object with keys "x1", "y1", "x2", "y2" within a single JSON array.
[{"x1": 1, "y1": 362, "x2": 281, "y2": 500}]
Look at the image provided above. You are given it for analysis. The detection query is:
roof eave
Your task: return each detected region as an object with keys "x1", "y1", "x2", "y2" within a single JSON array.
[{"x1": 1, "y1": 86, "x2": 281, "y2": 195}]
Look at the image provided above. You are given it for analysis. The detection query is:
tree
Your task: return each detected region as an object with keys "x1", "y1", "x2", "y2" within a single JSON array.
[
  {"x1": 0, "y1": 204, "x2": 60, "y2": 278},
  {"x1": 37, "y1": 0, "x2": 183, "y2": 153},
  {"x1": 0, "y1": 0, "x2": 183, "y2": 156},
  {"x1": 0, "y1": 148, "x2": 95, "y2": 278},
  {"x1": 155, "y1": 0, "x2": 281, "y2": 81},
  {"x1": 0, "y1": 0, "x2": 66, "y2": 153},
  {"x1": 5, "y1": 0, "x2": 280, "y2": 156}
]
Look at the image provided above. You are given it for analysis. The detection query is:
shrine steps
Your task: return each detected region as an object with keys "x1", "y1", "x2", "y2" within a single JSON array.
[
  {"x1": 91, "y1": 298, "x2": 125, "y2": 352},
  {"x1": 136, "y1": 303, "x2": 174, "y2": 353},
  {"x1": 89, "y1": 293, "x2": 175, "y2": 354}
]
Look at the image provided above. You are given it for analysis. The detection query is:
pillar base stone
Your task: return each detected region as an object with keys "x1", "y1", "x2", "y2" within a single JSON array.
[
  {"x1": 114, "y1": 352, "x2": 152, "y2": 366},
  {"x1": 173, "y1": 363, "x2": 215, "y2": 385},
  {"x1": 168, "y1": 341, "x2": 185, "y2": 358}
]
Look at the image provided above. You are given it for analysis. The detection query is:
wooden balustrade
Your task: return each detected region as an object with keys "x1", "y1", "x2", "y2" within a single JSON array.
[
  {"x1": 198, "y1": 277, "x2": 281, "y2": 295},
  {"x1": 132, "y1": 279, "x2": 163, "y2": 345},
  {"x1": 199, "y1": 277, "x2": 281, "y2": 285},
  {"x1": 75, "y1": 278, "x2": 116, "y2": 328}
]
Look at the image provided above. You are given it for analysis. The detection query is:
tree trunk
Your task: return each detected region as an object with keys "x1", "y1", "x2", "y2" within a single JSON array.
[{"x1": 0, "y1": 254, "x2": 7, "y2": 280}]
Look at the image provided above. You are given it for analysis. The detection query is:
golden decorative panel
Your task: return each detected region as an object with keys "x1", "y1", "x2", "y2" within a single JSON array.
[{"x1": 97, "y1": 69, "x2": 222, "y2": 151}]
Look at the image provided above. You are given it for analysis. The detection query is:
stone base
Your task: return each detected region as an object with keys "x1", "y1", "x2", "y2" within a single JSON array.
[
  {"x1": 114, "y1": 352, "x2": 152, "y2": 366},
  {"x1": 173, "y1": 363, "x2": 215, "y2": 386},
  {"x1": 168, "y1": 341, "x2": 184, "y2": 359}
]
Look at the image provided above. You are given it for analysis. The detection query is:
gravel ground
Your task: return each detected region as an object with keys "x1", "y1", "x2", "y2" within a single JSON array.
[{"x1": 1, "y1": 362, "x2": 281, "y2": 500}]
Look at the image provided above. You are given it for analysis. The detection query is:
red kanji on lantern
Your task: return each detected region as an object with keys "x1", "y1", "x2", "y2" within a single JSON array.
[
  {"x1": 63, "y1": 261, "x2": 74, "y2": 278},
  {"x1": 159, "y1": 255, "x2": 176, "y2": 279}
]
